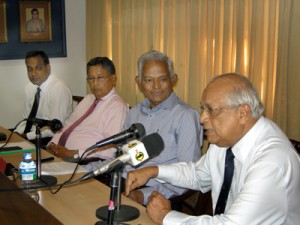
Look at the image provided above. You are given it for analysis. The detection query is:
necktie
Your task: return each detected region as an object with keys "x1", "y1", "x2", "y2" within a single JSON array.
[
  {"x1": 24, "y1": 87, "x2": 41, "y2": 133},
  {"x1": 215, "y1": 147, "x2": 235, "y2": 215},
  {"x1": 58, "y1": 99, "x2": 100, "y2": 146}
]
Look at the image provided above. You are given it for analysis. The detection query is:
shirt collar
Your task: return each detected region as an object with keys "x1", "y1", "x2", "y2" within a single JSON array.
[
  {"x1": 232, "y1": 117, "x2": 265, "y2": 164},
  {"x1": 142, "y1": 91, "x2": 177, "y2": 112},
  {"x1": 94, "y1": 87, "x2": 116, "y2": 101},
  {"x1": 38, "y1": 73, "x2": 53, "y2": 91}
]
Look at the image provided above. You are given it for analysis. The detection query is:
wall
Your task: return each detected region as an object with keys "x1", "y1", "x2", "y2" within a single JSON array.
[{"x1": 0, "y1": 0, "x2": 86, "y2": 129}]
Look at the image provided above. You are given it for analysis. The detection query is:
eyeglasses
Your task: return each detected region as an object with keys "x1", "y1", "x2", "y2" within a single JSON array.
[
  {"x1": 86, "y1": 75, "x2": 111, "y2": 82},
  {"x1": 199, "y1": 104, "x2": 239, "y2": 117}
]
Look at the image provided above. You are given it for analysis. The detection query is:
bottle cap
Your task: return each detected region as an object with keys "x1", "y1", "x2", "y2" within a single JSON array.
[{"x1": 23, "y1": 152, "x2": 32, "y2": 160}]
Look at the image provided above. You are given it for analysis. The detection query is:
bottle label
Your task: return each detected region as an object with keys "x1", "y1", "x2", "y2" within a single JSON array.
[
  {"x1": 20, "y1": 168, "x2": 37, "y2": 181},
  {"x1": 19, "y1": 161, "x2": 37, "y2": 181}
]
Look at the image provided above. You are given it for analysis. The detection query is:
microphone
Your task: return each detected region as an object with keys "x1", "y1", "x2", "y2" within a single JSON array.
[
  {"x1": 26, "y1": 118, "x2": 63, "y2": 132},
  {"x1": 84, "y1": 123, "x2": 145, "y2": 152},
  {"x1": 80, "y1": 132, "x2": 164, "y2": 181}
]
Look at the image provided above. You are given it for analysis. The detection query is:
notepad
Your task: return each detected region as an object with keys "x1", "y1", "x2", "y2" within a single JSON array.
[{"x1": 41, "y1": 162, "x2": 88, "y2": 175}]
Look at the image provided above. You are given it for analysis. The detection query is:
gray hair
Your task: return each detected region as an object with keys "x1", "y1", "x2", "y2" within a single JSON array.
[
  {"x1": 210, "y1": 73, "x2": 264, "y2": 118},
  {"x1": 137, "y1": 50, "x2": 175, "y2": 81}
]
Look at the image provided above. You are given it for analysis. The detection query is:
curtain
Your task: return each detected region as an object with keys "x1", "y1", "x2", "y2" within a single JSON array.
[{"x1": 86, "y1": 0, "x2": 296, "y2": 138}]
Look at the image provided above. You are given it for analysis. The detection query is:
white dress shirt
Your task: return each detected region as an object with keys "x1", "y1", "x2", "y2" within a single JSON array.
[
  {"x1": 15, "y1": 74, "x2": 72, "y2": 140},
  {"x1": 158, "y1": 117, "x2": 300, "y2": 225}
]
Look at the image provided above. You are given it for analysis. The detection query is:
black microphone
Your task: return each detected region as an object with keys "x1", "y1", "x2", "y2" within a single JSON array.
[
  {"x1": 80, "y1": 132, "x2": 164, "y2": 181},
  {"x1": 26, "y1": 118, "x2": 63, "y2": 132},
  {"x1": 84, "y1": 123, "x2": 145, "y2": 152}
]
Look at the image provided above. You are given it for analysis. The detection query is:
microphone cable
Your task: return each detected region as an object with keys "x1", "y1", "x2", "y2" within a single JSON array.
[{"x1": 0, "y1": 119, "x2": 26, "y2": 151}]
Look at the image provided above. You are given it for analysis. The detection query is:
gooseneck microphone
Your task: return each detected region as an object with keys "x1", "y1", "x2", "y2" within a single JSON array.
[
  {"x1": 80, "y1": 132, "x2": 164, "y2": 181},
  {"x1": 27, "y1": 118, "x2": 63, "y2": 132},
  {"x1": 84, "y1": 123, "x2": 145, "y2": 152}
]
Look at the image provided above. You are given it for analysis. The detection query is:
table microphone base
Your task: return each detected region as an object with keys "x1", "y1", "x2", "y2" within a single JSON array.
[
  {"x1": 36, "y1": 175, "x2": 57, "y2": 188},
  {"x1": 22, "y1": 175, "x2": 57, "y2": 189},
  {"x1": 95, "y1": 205, "x2": 140, "y2": 224}
]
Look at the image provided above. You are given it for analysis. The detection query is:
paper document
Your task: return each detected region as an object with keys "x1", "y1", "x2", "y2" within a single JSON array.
[{"x1": 41, "y1": 162, "x2": 88, "y2": 175}]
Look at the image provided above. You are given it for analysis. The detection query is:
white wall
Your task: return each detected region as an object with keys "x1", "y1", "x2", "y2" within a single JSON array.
[{"x1": 0, "y1": 0, "x2": 86, "y2": 128}]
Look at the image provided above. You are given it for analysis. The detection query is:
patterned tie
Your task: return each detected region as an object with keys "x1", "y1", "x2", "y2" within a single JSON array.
[
  {"x1": 215, "y1": 147, "x2": 235, "y2": 215},
  {"x1": 24, "y1": 87, "x2": 41, "y2": 133},
  {"x1": 58, "y1": 99, "x2": 100, "y2": 146}
]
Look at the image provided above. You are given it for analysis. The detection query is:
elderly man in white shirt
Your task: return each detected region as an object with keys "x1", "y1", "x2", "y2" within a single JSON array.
[{"x1": 125, "y1": 73, "x2": 300, "y2": 225}]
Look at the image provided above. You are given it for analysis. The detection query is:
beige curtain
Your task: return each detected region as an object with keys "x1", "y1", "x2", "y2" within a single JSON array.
[{"x1": 86, "y1": 0, "x2": 297, "y2": 138}]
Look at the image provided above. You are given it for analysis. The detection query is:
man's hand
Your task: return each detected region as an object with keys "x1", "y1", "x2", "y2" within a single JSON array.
[
  {"x1": 125, "y1": 166, "x2": 159, "y2": 196},
  {"x1": 147, "y1": 191, "x2": 171, "y2": 225},
  {"x1": 47, "y1": 142, "x2": 74, "y2": 158},
  {"x1": 127, "y1": 189, "x2": 144, "y2": 205}
]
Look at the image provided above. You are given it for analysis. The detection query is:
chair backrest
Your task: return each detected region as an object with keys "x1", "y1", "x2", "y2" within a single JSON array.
[
  {"x1": 72, "y1": 95, "x2": 84, "y2": 110},
  {"x1": 72, "y1": 95, "x2": 84, "y2": 104},
  {"x1": 290, "y1": 139, "x2": 300, "y2": 155}
]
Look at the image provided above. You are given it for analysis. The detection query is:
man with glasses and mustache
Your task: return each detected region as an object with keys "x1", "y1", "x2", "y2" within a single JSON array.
[
  {"x1": 125, "y1": 73, "x2": 300, "y2": 225},
  {"x1": 47, "y1": 57, "x2": 128, "y2": 161}
]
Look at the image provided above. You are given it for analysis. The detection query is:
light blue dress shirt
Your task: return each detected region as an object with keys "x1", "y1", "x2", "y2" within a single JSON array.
[{"x1": 122, "y1": 91, "x2": 203, "y2": 205}]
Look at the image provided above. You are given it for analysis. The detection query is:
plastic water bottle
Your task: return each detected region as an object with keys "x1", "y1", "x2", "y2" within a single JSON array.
[
  {"x1": 19, "y1": 152, "x2": 37, "y2": 184},
  {"x1": 19, "y1": 152, "x2": 39, "y2": 201}
]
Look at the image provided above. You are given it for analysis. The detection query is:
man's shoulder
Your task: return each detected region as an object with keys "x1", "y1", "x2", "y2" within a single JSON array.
[
  {"x1": 172, "y1": 99, "x2": 198, "y2": 115},
  {"x1": 108, "y1": 92, "x2": 128, "y2": 106},
  {"x1": 49, "y1": 75, "x2": 68, "y2": 86},
  {"x1": 45, "y1": 75, "x2": 71, "y2": 92}
]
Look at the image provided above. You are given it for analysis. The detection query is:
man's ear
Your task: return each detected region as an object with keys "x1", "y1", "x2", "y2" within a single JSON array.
[
  {"x1": 135, "y1": 75, "x2": 140, "y2": 85},
  {"x1": 47, "y1": 64, "x2": 51, "y2": 75},
  {"x1": 238, "y1": 104, "x2": 251, "y2": 124},
  {"x1": 111, "y1": 74, "x2": 117, "y2": 86},
  {"x1": 135, "y1": 75, "x2": 142, "y2": 91},
  {"x1": 171, "y1": 74, "x2": 178, "y2": 87}
]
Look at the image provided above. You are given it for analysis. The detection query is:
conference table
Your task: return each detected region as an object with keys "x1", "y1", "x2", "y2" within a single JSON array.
[{"x1": 0, "y1": 126, "x2": 155, "y2": 225}]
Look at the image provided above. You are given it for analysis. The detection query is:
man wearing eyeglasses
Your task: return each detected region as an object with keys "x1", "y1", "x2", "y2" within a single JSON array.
[
  {"x1": 47, "y1": 57, "x2": 128, "y2": 161},
  {"x1": 125, "y1": 73, "x2": 300, "y2": 225}
]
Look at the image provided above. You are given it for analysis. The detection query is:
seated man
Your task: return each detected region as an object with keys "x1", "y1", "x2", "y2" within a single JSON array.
[
  {"x1": 125, "y1": 73, "x2": 300, "y2": 225},
  {"x1": 47, "y1": 57, "x2": 128, "y2": 161},
  {"x1": 123, "y1": 50, "x2": 203, "y2": 206},
  {"x1": 15, "y1": 50, "x2": 72, "y2": 146}
]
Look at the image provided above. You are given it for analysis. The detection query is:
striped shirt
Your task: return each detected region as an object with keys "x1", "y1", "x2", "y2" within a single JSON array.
[{"x1": 122, "y1": 91, "x2": 203, "y2": 204}]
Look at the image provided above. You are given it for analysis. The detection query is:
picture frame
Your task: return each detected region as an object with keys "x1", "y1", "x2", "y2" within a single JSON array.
[
  {"x1": 0, "y1": 1, "x2": 7, "y2": 43},
  {"x1": 0, "y1": 0, "x2": 66, "y2": 60},
  {"x1": 19, "y1": 1, "x2": 51, "y2": 42}
]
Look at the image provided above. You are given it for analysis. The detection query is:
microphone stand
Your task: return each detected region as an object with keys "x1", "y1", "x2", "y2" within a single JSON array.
[
  {"x1": 95, "y1": 147, "x2": 140, "y2": 225},
  {"x1": 32, "y1": 125, "x2": 57, "y2": 188}
]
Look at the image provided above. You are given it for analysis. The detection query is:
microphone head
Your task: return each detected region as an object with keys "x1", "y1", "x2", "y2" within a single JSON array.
[
  {"x1": 130, "y1": 123, "x2": 145, "y2": 138},
  {"x1": 141, "y1": 133, "x2": 164, "y2": 158},
  {"x1": 50, "y1": 119, "x2": 63, "y2": 133}
]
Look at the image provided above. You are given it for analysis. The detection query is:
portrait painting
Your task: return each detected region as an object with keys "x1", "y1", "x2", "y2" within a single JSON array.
[
  {"x1": 19, "y1": 1, "x2": 52, "y2": 42},
  {"x1": 0, "y1": 1, "x2": 7, "y2": 43}
]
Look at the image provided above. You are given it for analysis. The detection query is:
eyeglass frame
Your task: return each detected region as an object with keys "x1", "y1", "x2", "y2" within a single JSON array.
[
  {"x1": 199, "y1": 104, "x2": 240, "y2": 117},
  {"x1": 86, "y1": 74, "x2": 112, "y2": 82}
]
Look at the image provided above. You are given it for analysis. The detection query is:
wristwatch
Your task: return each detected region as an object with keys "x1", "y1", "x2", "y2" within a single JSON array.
[{"x1": 73, "y1": 150, "x2": 79, "y2": 160}]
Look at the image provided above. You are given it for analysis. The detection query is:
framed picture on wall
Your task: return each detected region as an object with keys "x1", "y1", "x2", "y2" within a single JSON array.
[
  {"x1": 19, "y1": 1, "x2": 52, "y2": 42},
  {"x1": 0, "y1": 1, "x2": 7, "y2": 43}
]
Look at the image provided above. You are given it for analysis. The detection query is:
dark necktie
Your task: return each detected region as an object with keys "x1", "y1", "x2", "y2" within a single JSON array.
[
  {"x1": 24, "y1": 87, "x2": 41, "y2": 133},
  {"x1": 58, "y1": 99, "x2": 100, "y2": 146},
  {"x1": 215, "y1": 147, "x2": 235, "y2": 215}
]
